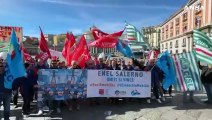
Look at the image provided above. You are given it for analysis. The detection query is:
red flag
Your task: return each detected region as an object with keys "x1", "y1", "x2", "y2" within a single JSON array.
[
  {"x1": 71, "y1": 35, "x2": 91, "y2": 68},
  {"x1": 89, "y1": 30, "x2": 124, "y2": 48},
  {"x1": 62, "y1": 32, "x2": 70, "y2": 58},
  {"x1": 39, "y1": 27, "x2": 51, "y2": 58},
  {"x1": 66, "y1": 33, "x2": 76, "y2": 66},
  {"x1": 91, "y1": 27, "x2": 108, "y2": 40},
  {"x1": 21, "y1": 47, "x2": 35, "y2": 63},
  {"x1": 35, "y1": 52, "x2": 49, "y2": 63}
]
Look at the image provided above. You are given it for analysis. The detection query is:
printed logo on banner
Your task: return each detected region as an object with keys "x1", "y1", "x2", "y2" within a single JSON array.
[
  {"x1": 115, "y1": 90, "x2": 126, "y2": 96},
  {"x1": 131, "y1": 90, "x2": 140, "y2": 96},
  {"x1": 99, "y1": 89, "x2": 104, "y2": 95}
]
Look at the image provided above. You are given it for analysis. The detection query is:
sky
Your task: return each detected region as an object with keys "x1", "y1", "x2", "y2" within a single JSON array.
[{"x1": 0, "y1": 0, "x2": 187, "y2": 37}]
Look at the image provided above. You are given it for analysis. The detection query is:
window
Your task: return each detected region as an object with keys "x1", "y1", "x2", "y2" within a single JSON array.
[
  {"x1": 176, "y1": 27, "x2": 180, "y2": 35},
  {"x1": 182, "y1": 38, "x2": 186, "y2": 47},
  {"x1": 170, "y1": 22, "x2": 174, "y2": 29},
  {"x1": 183, "y1": 49, "x2": 186, "y2": 52},
  {"x1": 176, "y1": 50, "x2": 178, "y2": 54},
  {"x1": 162, "y1": 28, "x2": 164, "y2": 33},
  {"x1": 162, "y1": 44, "x2": 164, "y2": 50},
  {"x1": 183, "y1": 23, "x2": 188, "y2": 33},
  {"x1": 175, "y1": 18, "x2": 180, "y2": 26},
  {"x1": 195, "y1": 16, "x2": 201, "y2": 28},
  {"x1": 183, "y1": 12, "x2": 188, "y2": 21},
  {"x1": 165, "y1": 43, "x2": 168, "y2": 49},
  {"x1": 175, "y1": 40, "x2": 179, "y2": 48},
  {"x1": 170, "y1": 31, "x2": 173, "y2": 37},
  {"x1": 170, "y1": 42, "x2": 172, "y2": 48},
  {"x1": 166, "y1": 25, "x2": 169, "y2": 31},
  {"x1": 170, "y1": 50, "x2": 172, "y2": 54}
]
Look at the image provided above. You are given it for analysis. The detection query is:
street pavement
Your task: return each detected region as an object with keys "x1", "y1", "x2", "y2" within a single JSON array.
[{"x1": 1, "y1": 92, "x2": 212, "y2": 120}]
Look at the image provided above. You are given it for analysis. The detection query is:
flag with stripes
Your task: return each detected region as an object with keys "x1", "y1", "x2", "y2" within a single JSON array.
[
  {"x1": 125, "y1": 23, "x2": 151, "y2": 49},
  {"x1": 193, "y1": 29, "x2": 212, "y2": 64},
  {"x1": 172, "y1": 51, "x2": 203, "y2": 92},
  {"x1": 125, "y1": 23, "x2": 144, "y2": 42}
]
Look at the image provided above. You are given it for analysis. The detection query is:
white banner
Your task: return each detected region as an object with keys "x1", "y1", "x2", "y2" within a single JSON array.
[{"x1": 87, "y1": 70, "x2": 151, "y2": 98}]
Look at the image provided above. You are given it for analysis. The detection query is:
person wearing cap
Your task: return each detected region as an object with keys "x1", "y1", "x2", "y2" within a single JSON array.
[{"x1": 0, "y1": 60, "x2": 12, "y2": 120}]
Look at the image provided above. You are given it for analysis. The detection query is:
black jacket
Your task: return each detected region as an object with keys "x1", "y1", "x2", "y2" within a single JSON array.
[{"x1": 200, "y1": 66, "x2": 212, "y2": 84}]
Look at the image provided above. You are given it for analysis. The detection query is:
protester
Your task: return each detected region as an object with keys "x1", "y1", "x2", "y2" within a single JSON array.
[
  {"x1": 67, "y1": 61, "x2": 81, "y2": 111},
  {"x1": 0, "y1": 60, "x2": 12, "y2": 120},
  {"x1": 199, "y1": 62, "x2": 212, "y2": 104},
  {"x1": 109, "y1": 60, "x2": 121, "y2": 104},
  {"x1": 120, "y1": 60, "x2": 127, "y2": 70},
  {"x1": 13, "y1": 63, "x2": 35, "y2": 117},
  {"x1": 96, "y1": 58, "x2": 106, "y2": 69},
  {"x1": 145, "y1": 59, "x2": 162, "y2": 103},
  {"x1": 49, "y1": 60, "x2": 63, "y2": 114}
]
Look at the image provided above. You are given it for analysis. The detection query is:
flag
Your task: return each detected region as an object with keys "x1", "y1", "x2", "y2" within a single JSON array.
[
  {"x1": 125, "y1": 22, "x2": 151, "y2": 49},
  {"x1": 39, "y1": 27, "x2": 51, "y2": 58},
  {"x1": 98, "y1": 52, "x2": 105, "y2": 59},
  {"x1": 89, "y1": 30, "x2": 124, "y2": 48},
  {"x1": 66, "y1": 33, "x2": 76, "y2": 66},
  {"x1": 4, "y1": 30, "x2": 26, "y2": 89},
  {"x1": 21, "y1": 47, "x2": 34, "y2": 63},
  {"x1": 49, "y1": 49, "x2": 63, "y2": 58},
  {"x1": 94, "y1": 56, "x2": 99, "y2": 65},
  {"x1": 91, "y1": 27, "x2": 108, "y2": 40},
  {"x1": 35, "y1": 52, "x2": 49, "y2": 63},
  {"x1": 62, "y1": 32, "x2": 70, "y2": 58},
  {"x1": 172, "y1": 51, "x2": 203, "y2": 92},
  {"x1": 71, "y1": 35, "x2": 91, "y2": 68},
  {"x1": 148, "y1": 50, "x2": 160, "y2": 60},
  {"x1": 193, "y1": 29, "x2": 212, "y2": 64},
  {"x1": 116, "y1": 40, "x2": 133, "y2": 58},
  {"x1": 156, "y1": 50, "x2": 176, "y2": 90}
]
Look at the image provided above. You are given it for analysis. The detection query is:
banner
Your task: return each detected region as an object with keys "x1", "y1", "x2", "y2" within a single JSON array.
[
  {"x1": 0, "y1": 26, "x2": 23, "y2": 42},
  {"x1": 87, "y1": 70, "x2": 151, "y2": 98},
  {"x1": 172, "y1": 51, "x2": 203, "y2": 92},
  {"x1": 37, "y1": 69, "x2": 87, "y2": 100},
  {"x1": 0, "y1": 42, "x2": 10, "y2": 52}
]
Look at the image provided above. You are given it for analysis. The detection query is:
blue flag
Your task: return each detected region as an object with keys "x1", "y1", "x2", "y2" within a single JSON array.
[
  {"x1": 156, "y1": 50, "x2": 176, "y2": 90},
  {"x1": 116, "y1": 40, "x2": 133, "y2": 58},
  {"x1": 4, "y1": 30, "x2": 26, "y2": 89}
]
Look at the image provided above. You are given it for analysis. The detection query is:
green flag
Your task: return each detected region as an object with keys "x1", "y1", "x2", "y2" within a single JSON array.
[{"x1": 193, "y1": 29, "x2": 212, "y2": 64}]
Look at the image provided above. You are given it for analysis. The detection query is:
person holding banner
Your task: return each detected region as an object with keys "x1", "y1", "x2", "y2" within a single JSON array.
[
  {"x1": 0, "y1": 60, "x2": 12, "y2": 120},
  {"x1": 96, "y1": 58, "x2": 107, "y2": 69},
  {"x1": 145, "y1": 60, "x2": 162, "y2": 104},
  {"x1": 109, "y1": 60, "x2": 121, "y2": 104},
  {"x1": 67, "y1": 61, "x2": 81, "y2": 111}
]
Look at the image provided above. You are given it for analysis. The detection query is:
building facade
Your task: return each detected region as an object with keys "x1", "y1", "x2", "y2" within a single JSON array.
[
  {"x1": 160, "y1": 0, "x2": 212, "y2": 54},
  {"x1": 23, "y1": 36, "x2": 39, "y2": 55},
  {"x1": 142, "y1": 26, "x2": 161, "y2": 49}
]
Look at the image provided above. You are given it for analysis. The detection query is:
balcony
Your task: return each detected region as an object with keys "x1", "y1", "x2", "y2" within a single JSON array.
[{"x1": 175, "y1": 44, "x2": 179, "y2": 48}]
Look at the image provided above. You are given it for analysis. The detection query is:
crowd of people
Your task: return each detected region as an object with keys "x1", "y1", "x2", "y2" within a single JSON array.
[{"x1": 0, "y1": 56, "x2": 211, "y2": 119}]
